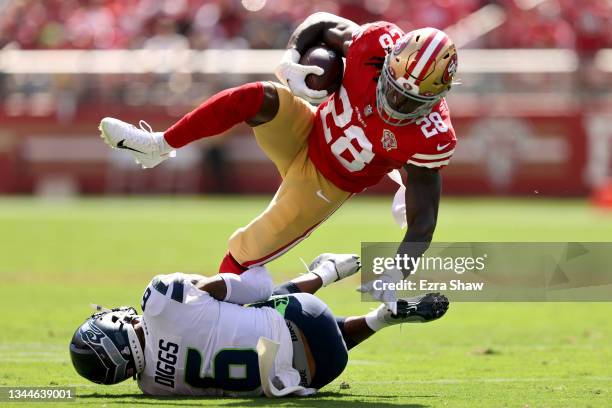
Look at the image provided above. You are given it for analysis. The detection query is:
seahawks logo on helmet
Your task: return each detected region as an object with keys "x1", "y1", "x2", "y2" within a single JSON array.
[{"x1": 81, "y1": 321, "x2": 105, "y2": 345}]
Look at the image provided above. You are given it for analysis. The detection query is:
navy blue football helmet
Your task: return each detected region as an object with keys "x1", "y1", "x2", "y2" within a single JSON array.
[{"x1": 69, "y1": 306, "x2": 145, "y2": 385}]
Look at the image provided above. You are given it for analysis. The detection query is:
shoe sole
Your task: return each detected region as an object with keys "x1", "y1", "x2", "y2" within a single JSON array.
[{"x1": 396, "y1": 292, "x2": 449, "y2": 322}]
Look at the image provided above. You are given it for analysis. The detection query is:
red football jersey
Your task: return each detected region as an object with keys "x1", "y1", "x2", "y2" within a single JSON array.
[{"x1": 307, "y1": 22, "x2": 457, "y2": 193}]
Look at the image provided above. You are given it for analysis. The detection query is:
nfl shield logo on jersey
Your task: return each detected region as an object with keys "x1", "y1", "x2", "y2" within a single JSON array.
[{"x1": 381, "y1": 129, "x2": 397, "y2": 151}]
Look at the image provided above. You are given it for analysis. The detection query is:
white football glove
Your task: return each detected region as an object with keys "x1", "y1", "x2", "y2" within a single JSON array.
[
  {"x1": 275, "y1": 48, "x2": 329, "y2": 105},
  {"x1": 357, "y1": 268, "x2": 404, "y2": 315}
]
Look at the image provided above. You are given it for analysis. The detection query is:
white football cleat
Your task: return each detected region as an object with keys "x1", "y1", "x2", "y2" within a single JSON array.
[
  {"x1": 99, "y1": 117, "x2": 176, "y2": 169},
  {"x1": 309, "y1": 253, "x2": 361, "y2": 286}
]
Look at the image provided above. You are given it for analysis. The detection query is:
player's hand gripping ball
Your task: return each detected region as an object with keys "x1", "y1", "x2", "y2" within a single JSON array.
[{"x1": 299, "y1": 46, "x2": 344, "y2": 96}]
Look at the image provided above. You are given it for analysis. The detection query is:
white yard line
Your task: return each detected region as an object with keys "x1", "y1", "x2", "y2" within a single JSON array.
[
  {"x1": 0, "y1": 343, "x2": 65, "y2": 350},
  {"x1": 0, "y1": 344, "x2": 67, "y2": 363},
  {"x1": 354, "y1": 377, "x2": 612, "y2": 385},
  {"x1": 1, "y1": 358, "x2": 67, "y2": 363},
  {"x1": 347, "y1": 359, "x2": 381, "y2": 365}
]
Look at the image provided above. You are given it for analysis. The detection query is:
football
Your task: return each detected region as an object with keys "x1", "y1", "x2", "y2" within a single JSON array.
[{"x1": 300, "y1": 45, "x2": 344, "y2": 94}]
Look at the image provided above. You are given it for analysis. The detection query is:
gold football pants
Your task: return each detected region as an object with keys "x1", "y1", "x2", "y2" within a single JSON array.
[{"x1": 227, "y1": 83, "x2": 352, "y2": 267}]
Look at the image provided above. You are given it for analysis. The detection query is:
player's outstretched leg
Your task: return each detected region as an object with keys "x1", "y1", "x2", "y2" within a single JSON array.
[
  {"x1": 99, "y1": 82, "x2": 279, "y2": 169},
  {"x1": 336, "y1": 293, "x2": 450, "y2": 349},
  {"x1": 272, "y1": 253, "x2": 361, "y2": 295}
]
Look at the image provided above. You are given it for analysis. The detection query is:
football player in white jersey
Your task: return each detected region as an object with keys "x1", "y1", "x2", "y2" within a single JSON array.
[{"x1": 70, "y1": 253, "x2": 448, "y2": 397}]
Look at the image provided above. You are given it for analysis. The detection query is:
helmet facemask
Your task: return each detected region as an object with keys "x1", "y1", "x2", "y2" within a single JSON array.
[{"x1": 376, "y1": 54, "x2": 447, "y2": 126}]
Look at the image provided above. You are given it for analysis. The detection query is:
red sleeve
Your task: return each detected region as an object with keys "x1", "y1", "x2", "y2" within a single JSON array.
[
  {"x1": 406, "y1": 100, "x2": 457, "y2": 170},
  {"x1": 407, "y1": 138, "x2": 455, "y2": 169},
  {"x1": 343, "y1": 22, "x2": 404, "y2": 93},
  {"x1": 348, "y1": 21, "x2": 404, "y2": 58}
]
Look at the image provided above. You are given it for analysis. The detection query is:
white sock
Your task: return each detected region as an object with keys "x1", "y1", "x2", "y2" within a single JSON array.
[
  {"x1": 158, "y1": 132, "x2": 174, "y2": 154},
  {"x1": 365, "y1": 307, "x2": 388, "y2": 332},
  {"x1": 310, "y1": 261, "x2": 338, "y2": 287}
]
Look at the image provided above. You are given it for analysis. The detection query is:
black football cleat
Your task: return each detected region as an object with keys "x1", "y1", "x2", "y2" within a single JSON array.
[{"x1": 375, "y1": 292, "x2": 449, "y2": 324}]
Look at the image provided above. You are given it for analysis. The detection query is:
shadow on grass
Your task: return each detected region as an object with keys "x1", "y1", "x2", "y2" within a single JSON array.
[{"x1": 76, "y1": 391, "x2": 433, "y2": 407}]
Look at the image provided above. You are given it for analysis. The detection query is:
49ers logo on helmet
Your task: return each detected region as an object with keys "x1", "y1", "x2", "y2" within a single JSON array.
[
  {"x1": 393, "y1": 33, "x2": 412, "y2": 55},
  {"x1": 442, "y1": 53, "x2": 458, "y2": 84}
]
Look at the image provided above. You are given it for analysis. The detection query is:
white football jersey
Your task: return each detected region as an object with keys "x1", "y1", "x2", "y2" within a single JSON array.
[{"x1": 136, "y1": 273, "x2": 300, "y2": 396}]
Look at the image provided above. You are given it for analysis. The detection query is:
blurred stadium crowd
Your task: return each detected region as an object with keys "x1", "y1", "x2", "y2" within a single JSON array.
[
  {"x1": 0, "y1": 0, "x2": 611, "y2": 197},
  {"x1": 1, "y1": 0, "x2": 610, "y2": 112},
  {"x1": 1, "y1": 0, "x2": 610, "y2": 51}
]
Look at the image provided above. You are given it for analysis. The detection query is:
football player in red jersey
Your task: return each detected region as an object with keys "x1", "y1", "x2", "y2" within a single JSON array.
[{"x1": 98, "y1": 12, "x2": 458, "y2": 312}]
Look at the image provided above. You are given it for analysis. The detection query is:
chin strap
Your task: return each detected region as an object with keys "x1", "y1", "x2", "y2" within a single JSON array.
[{"x1": 127, "y1": 324, "x2": 146, "y2": 374}]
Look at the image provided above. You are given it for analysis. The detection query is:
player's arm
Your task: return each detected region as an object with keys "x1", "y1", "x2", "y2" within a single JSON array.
[
  {"x1": 275, "y1": 12, "x2": 358, "y2": 103},
  {"x1": 195, "y1": 267, "x2": 273, "y2": 305},
  {"x1": 398, "y1": 164, "x2": 441, "y2": 275},
  {"x1": 195, "y1": 276, "x2": 227, "y2": 301},
  {"x1": 288, "y1": 12, "x2": 358, "y2": 57}
]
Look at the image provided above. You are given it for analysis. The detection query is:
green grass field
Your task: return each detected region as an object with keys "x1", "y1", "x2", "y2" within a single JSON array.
[{"x1": 1, "y1": 196, "x2": 612, "y2": 407}]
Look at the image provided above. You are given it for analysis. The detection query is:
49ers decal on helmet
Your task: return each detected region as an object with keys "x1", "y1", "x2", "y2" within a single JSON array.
[
  {"x1": 393, "y1": 33, "x2": 412, "y2": 55},
  {"x1": 407, "y1": 30, "x2": 449, "y2": 83},
  {"x1": 442, "y1": 53, "x2": 458, "y2": 84}
]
